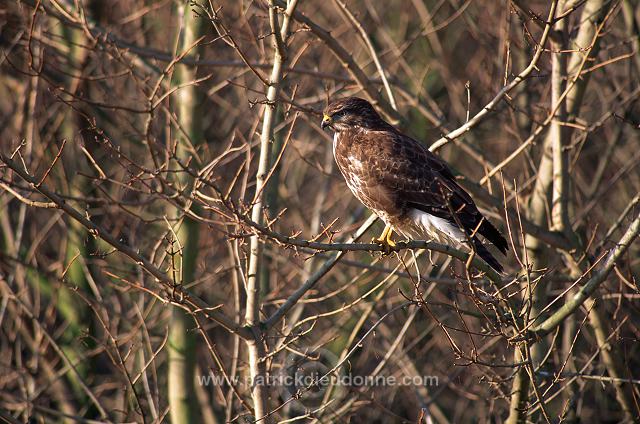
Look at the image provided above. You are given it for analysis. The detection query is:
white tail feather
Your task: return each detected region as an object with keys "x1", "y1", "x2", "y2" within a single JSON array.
[{"x1": 406, "y1": 208, "x2": 466, "y2": 245}]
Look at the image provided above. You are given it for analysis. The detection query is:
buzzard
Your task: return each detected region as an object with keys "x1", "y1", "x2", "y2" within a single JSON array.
[{"x1": 321, "y1": 97, "x2": 507, "y2": 272}]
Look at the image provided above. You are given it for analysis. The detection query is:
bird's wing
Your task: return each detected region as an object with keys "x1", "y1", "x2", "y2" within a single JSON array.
[{"x1": 366, "y1": 130, "x2": 479, "y2": 228}]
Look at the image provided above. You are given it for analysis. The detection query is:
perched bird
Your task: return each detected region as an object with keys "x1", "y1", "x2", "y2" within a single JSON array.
[{"x1": 321, "y1": 97, "x2": 508, "y2": 272}]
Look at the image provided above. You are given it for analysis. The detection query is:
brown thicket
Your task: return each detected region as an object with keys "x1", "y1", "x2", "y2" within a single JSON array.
[{"x1": 1, "y1": 1, "x2": 640, "y2": 423}]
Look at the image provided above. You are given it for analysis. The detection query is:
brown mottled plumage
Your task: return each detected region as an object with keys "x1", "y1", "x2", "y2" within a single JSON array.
[{"x1": 321, "y1": 97, "x2": 507, "y2": 272}]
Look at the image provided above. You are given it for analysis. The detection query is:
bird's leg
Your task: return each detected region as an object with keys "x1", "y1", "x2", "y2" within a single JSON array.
[
  {"x1": 384, "y1": 227, "x2": 397, "y2": 248},
  {"x1": 373, "y1": 224, "x2": 390, "y2": 244},
  {"x1": 372, "y1": 224, "x2": 397, "y2": 254}
]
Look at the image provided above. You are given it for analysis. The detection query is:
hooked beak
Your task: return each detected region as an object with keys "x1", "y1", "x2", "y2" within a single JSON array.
[{"x1": 321, "y1": 114, "x2": 332, "y2": 130}]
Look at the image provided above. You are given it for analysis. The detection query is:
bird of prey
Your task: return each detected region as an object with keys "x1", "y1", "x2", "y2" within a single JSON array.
[{"x1": 321, "y1": 97, "x2": 508, "y2": 272}]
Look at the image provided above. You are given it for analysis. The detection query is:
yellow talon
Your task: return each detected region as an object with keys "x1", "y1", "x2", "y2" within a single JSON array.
[
  {"x1": 373, "y1": 224, "x2": 390, "y2": 244},
  {"x1": 373, "y1": 224, "x2": 396, "y2": 254},
  {"x1": 385, "y1": 231, "x2": 396, "y2": 248}
]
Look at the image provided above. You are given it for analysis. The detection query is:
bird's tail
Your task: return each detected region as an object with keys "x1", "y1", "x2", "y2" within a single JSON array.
[
  {"x1": 478, "y1": 220, "x2": 508, "y2": 254},
  {"x1": 472, "y1": 237, "x2": 503, "y2": 273}
]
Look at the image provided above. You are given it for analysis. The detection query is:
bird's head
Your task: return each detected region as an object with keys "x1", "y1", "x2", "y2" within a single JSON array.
[{"x1": 321, "y1": 97, "x2": 384, "y2": 132}]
